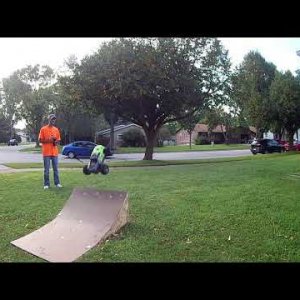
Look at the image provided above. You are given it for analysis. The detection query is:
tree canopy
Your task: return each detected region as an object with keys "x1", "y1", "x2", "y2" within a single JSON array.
[
  {"x1": 269, "y1": 70, "x2": 300, "y2": 146},
  {"x1": 231, "y1": 51, "x2": 277, "y2": 137},
  {"x1": 67, "y1": 38, "x2": 231, "y2": 159}
]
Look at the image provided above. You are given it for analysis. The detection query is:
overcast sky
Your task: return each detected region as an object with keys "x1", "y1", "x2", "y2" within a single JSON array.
[
  {"x1": 1, "y1": 37, "x2": 300, "y2": 128},
  {"x1": 219, "y1": 38, "x2": 300, "y2": 73},
  {"x1": 0, "y1": 38, "x2": 112, "y2": 80},
  {"x1": 1, "y1": 38, "x2": 300, "y2": 81}
]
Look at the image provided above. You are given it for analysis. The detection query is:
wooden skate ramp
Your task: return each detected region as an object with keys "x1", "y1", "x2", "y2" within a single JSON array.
[{"x1": 11, "y1": 188, "x2": 129, "y2": 262}]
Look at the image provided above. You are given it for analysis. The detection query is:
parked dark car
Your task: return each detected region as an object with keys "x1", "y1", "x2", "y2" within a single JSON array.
[
  {"x1": 284, "y1": 140, "x2": 300, "y2": 151},
  {"x1": 62, "y1": 141, "x2": 113, "y2": 158},
  {"x1": 276, "y1": 140, "x2": 287, "y2": 146},
  {"x1": 7, "y1": 138, "x2": 18, "y2": 146},
  {"x1": 250, "y1": 139, "x2": 285, "y2": 155}
]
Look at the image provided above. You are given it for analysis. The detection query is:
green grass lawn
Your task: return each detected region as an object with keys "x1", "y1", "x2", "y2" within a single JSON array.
[
  {"x1": 1, "y1": 154, "x2": 300, "y2": 262},
  {"x1": 19, "y1": 147, "x2": 43, "y2": 153},
  {"x1": 19, "y1": 143, "x2": 250, "y2": 154},
  {"x1": 111, "y1": 143, "x2": 249, "y2": 153},
  {"x1": 4, "y1": 153, "x2": 287, "y2": 169}
]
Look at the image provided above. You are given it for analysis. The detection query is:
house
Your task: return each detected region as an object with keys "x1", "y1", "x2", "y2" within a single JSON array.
[
  {"x1": 95, "y1": 123, "x2": 145, "y2": 147},
  {"x1": 15, "y1": 129, "x2": 28, "y2": 143},
  {"x1": 229, "y1": 126, "x2": 257, "y2": 143},
  {"x1": 176, "y1": 124, "x2": 256, "y2": 145},
  {"x1": 176, "y1": 124, "x2": 222, "y2": 145},
  {"x1": 263, "y1": 129, "x2": 300, "y2": 141}
]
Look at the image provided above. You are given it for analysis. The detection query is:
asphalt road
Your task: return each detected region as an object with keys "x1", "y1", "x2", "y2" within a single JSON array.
[{"x1": 0, "y1": 144, "x2": 252, "y2": 164}]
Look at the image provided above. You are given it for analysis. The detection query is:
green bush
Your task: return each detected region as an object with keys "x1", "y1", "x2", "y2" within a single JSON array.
[
  {"x1": 95, "y1": 135, "x2": 110, "y2": 146},
  {"x1": 194, "y1": 137, "x2": 201, "y2": 145},
  {"x1": 195, "y1": 137, "x2": 209, "y2": 145},
  {"x1": 157, "y1": 126, "x2": 172, "y2": 147},
  {"x1": 121, "y1": 128, "x2": 146, "y2": 147}
]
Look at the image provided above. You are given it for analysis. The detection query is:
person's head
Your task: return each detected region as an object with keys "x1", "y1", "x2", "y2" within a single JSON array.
[{"x1": 48, "y1": 114, "x2": 57, "y2": 126}]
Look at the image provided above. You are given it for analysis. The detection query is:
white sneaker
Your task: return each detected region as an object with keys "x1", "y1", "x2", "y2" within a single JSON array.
[
  {"x1": 44, "y1": 185, "x2": 49, "y2": 189},
  {"x1": 56, "y1": 184, "x2": 63, "y2": 188}
]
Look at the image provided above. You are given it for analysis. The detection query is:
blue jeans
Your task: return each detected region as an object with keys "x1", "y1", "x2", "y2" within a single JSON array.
[{"x1": 43, "y1": 156, "x2": 60, "y2": 186}]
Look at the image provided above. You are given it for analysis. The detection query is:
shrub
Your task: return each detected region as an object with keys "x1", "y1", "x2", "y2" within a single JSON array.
[
  {"x1": 96, "y1": 135, "x2": 110, "y2": 146},
  {"x1": 195, "y1": 137, "x2": 209, "y2": 145},
  {"x1": 121, "y1": 128, "x2": 146, "y2": 147},
  {"x1": 194, "y1": 137, "x2": 201, "y2": 145}
]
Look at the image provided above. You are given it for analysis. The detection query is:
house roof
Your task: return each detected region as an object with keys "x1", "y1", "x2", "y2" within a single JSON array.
[
  {"x1": 180, "y1": 123, "x2": 256, "y2": 133},
  {"x1": 194, "y1": 124, "x2": 226, "y2": 133},
  {"x1": 96, "y1": 123, "x2": 142, "y2": 136}
]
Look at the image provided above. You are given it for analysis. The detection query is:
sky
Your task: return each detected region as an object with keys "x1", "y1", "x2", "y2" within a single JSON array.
[
  {"x1": 219, "y1": 38, "x2": 300, "y2": 73},
  {"x1": 0, "y1": 38, "x2": 112, "y2": 80},
  {"x1": 1, "y1": 38, "x2": 300, "y2": 128}
]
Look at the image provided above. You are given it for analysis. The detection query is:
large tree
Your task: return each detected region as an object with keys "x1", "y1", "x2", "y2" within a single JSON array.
[
  {"x1": 206, "y1": 107, "x2": 238, "y2": 144},
  {"x1": 15, "y1": 65, "x2": 56, "y2": 146},
  {"x1": 103, "y1": 107, "x2": 119, "y2": 150},
  {"x1": 232, "y1": 51, "x2": 277, "y2": 138},
  {"x1": 21, "y1": 87, "x2": 55, "y2": 146},
  {"x1": 0, "y1": 108, "x2": 11, "y2": 143},
  {"x1": 1, "y1": 73, "x2": 30, "y2": 138},
  {"x1": 68, "y1": 38, "x2": 231, "y2": 160},
  {"x1": 178, "y1": 110, "x2": 203, "y2": 149},
  {"x1": 55, "y1": 76, "x2": 110, "y2": 144},
  {"x1": 269, "y1": 70, "x2": 300, "y2": 147}
]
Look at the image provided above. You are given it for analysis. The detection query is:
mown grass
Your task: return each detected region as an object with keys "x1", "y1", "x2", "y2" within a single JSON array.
[
  {"x1": 18, "y1": 147, "x2": 43, "y2": 153},
  {"x1": 115, "y1": 144, "x2": 250, "y2": 153},
  {"x1": 1, "y1": 154, "x2": 300, "y2": 262},
  {"x1": 19, "y1": 143, "x2": 250, "y2": 154},
  {"x1": 3, "y1": 153, "x2": 285, "y2": 169}
]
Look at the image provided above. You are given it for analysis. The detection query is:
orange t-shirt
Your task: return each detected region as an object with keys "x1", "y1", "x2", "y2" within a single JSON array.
[{"x1": 38, "y1": 125, "x2": 61, "y2": 156}]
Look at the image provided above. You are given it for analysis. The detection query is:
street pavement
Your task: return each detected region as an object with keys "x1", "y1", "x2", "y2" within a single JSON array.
[{"x1": 0, "y1": 143, "x2": 252, "y2": 166}]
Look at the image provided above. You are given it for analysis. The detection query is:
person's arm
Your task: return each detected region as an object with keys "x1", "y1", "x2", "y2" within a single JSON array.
[
  {"x1": 38, "y1": 128, "x2": 56, "y2": 144},
  {"x1": 38, "y1": 128, "x2": 47, "y2": 144},
  {"x1": 56, "y1": 129, "x2": 61, "y2": 145},
  {"x1": 39, "y1": 137, "x2": 56, "y2": 144},
  {"x1": 39, "y1": 135, "x2": 56, "y2": 144}
]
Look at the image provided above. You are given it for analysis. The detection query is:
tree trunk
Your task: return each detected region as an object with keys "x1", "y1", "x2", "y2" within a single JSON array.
[
  {"x1": 110, "y1": 119, "x2": 115, "y2": 150},
  {"x1": 35, "y1": 123, "x2": 41, "y2": 148},
  {"x1": 189, "y1": 131, "x2": 192, "y2": 149},
  {"x1": 225, "y1": 133, "x2": 229, "y2": 144},
  {"x1": 256, "y1": 125, "x2": 263, "y2": 139},
  {"x1": 143, "y1": 129, "x2": 158, "y2": 160},
  {"x1": 35, "y1": 133, "x2": 40, "y2": 147},
  {"x1": 221, "y1": 124, "x2": 228, "y2": 144},
  {"x1": 10, "y1": 118, "x2": 14, "y2": 139},
  {"x1": 208, "y1": 130, "x2": 213, "y2": 143},
  {"x1": 288, "y1": 131, "x2": 294, "y2": 149}
]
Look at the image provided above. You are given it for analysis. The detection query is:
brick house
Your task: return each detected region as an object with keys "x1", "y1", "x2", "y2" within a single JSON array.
[
  {"x1": 176, "y1": 124, "x2": 256, "y2": 145},
  {"x1": 95, "y1": 123, "x2": 145, "y2": 147}
]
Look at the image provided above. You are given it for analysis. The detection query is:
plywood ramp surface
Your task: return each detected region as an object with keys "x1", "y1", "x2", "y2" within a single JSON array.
[{"x1": 11, "y1": 188, "x2": 129, "y2": 262}]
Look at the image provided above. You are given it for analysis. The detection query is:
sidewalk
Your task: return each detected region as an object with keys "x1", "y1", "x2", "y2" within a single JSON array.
[
  {"x1": 0, "y1": 164, "x2": 82, "y2": 173},
  {"x1": 0, "y1": 164, "x2": 18, "y2": 173},
  {"x1": 0, "y1": 164, "x2": 40, "y2": 173}
]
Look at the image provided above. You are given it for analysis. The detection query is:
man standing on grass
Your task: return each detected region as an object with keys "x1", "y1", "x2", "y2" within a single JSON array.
[{"x1": 38, "y1": 114, "x2": 62, "y2": 190}]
